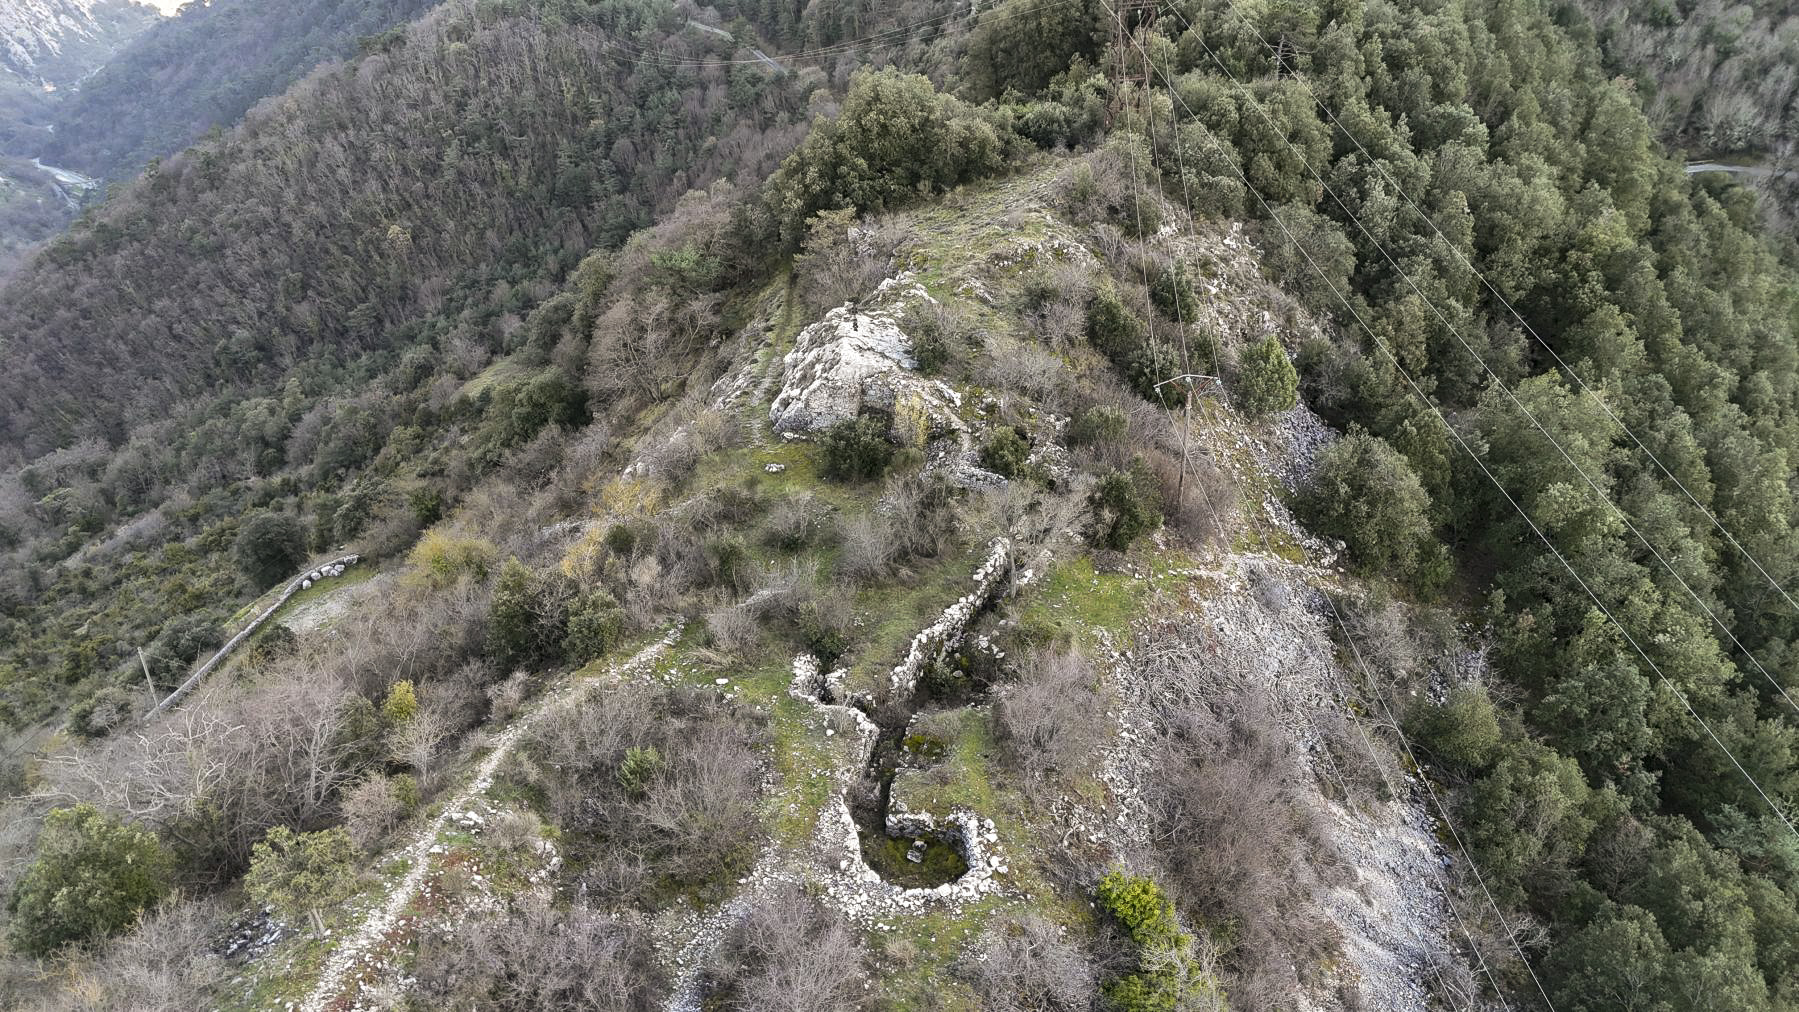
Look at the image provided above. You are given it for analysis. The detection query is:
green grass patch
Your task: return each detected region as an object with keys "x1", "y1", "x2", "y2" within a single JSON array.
[
  {"x1": 267, "y1": 564, "x2": 378, "y2": 624},
  {"x1": 869, "y1": 898, "x2": 1007, "y2": 1011},
  {"x1": 767, "y1": 694, "x2": 846, "y2": 846},
  {"x1": 845, "y1": 544, "x2": 987, "y2": 697},
  {"x1": 1016, "y1": 555, "x2": 1144, "y2": 646},
  {"x1": 455, "y1": 357, "x2": 532, "y2": 400}
]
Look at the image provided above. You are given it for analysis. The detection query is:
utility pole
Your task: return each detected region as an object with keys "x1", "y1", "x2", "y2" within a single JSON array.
[
  {"x1": 138, "y1": 647, "x2": 158, "y2": 707},
  {"x1": 1155, "y1": 373, "x2": 1222, "y2": 520}
]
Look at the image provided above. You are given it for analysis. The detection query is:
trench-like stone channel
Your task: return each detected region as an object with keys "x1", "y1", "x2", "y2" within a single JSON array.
[{"x1": 828, "y1": 541, "x2": 1021, "y2": 889}]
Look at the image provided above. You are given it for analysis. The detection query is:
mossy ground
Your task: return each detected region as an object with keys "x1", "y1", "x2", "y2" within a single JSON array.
[{"x1": 857, "y1": 828, "x2": 971, "y2": 889}]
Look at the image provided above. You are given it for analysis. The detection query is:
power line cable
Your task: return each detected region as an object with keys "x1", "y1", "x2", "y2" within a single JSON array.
[
  {"x1": 1161, "y1": 4, "x2": 1799, "y2": 721},
  {"x1": 1201, "y1": 0, "x2": 1799, "y2": 637},
  {"x1": 1120, "y1": 0, "x2": 1799, "y2": 871},
  {"x1": 1103, "y1": 7, "x2": 1538, "y2": 1006}
]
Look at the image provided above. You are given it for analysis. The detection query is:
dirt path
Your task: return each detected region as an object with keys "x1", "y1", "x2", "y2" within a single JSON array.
[{"x1": 299, "y1": 630, "x2": 678, "y2": 1012}]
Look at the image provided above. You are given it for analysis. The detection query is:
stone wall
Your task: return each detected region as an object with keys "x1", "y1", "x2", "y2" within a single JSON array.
[{"x1": 147, "y1": 554, "x2": 361, "y2": 716}]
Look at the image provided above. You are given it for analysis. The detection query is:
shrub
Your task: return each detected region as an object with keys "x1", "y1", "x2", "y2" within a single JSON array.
[
  {"x1": 995, "y1": 648, "x2": 1105, "y2": 789},
  {"x1": 1070, "y1": 404, "x2": 1130, "y2": 448},
  {"x1": 793, "y1": 208, "x2": 889, "y2": 314},
  {"x1": 800, "y1": 596, "x2": 854, "y2": 669},
  {"x1": 1094, "y1": 871, "x2": 1224, "y2": 1012},
  {"x1": 703, "y1": 886, "x2": 867, "y2": 1010},
  {"x1": 1233, "y1": 335, "x2": 1299, "y2": 416},
  {"x1": 705, "y1": 603, "x2": 762, "y2": 655},
  {"x1": 1096, "y1": 871, "x2": 1184, "y2": 951},
  {"x1": 52, "y1": 895, "x2": 231, "y2": 1011},
  {"x1": 411, "y1": 897, "x2": 664, "y2": 1011},
  {"x1": 408, "y1": 486, "x2": 444, "y2": 526},
  {"x1": 381, "y1": 679, "x2": 419, "y2": 726},
  {"x1": 960, "y1": 914, "x2": 1098, "y2": 1012},
  {"x1": 152, "y1": 614, "x2": 224, "y2": 669},
  {"x1": 1150, "y1": 261, "x2": 1200, "y2": 321},
  {"x1": 68, "y1": 684, "x2": 139, "y2": 738},
  {"x1": 564, "y1": 590, "x2": 626, "y2": 665},
  {"x1": 836, "y1": 513, "x2": 897, "y2": 585},
  {"x1": 234, "y1": 510, "x2": 309, "y2": 588},
  {"x1": 245, "y1": 826, "x2": 358, "y2": 935},
  {"x1": 519, "y1": 684, "x2": 764, "y2": 905},
  {"x1": 707, "y1": 536, "x2": 752, "y2": 592},
  {"x1": 1297, "y1": 429, "x2": 1440, "y2": 583},
  {"x1": 820, "y1": 417, "x2": 894, "y2": 483},
  {"x1": 763, "y1": 494, "x2": 827, "y2": 551},
  {"x1": 488, "y1": 557, "x2": 571, "y2": 668},
  {"x1": 1089, "y1": 467, "x2": 1162, "y2": 550},
  {"x1": 604, "y1": 522, "x2": 640, "y2": 557},
  {"x1": 1086, "y1": 288, "x2": 1145, "y2": 362},
  {"x1": 343, "y1": 774, "x2": 406, "y2": 852},
  {"x1": 904, "y1": 300, "x2": 970, "y2": 375},
  {"x1": 1138, "y1": 636, "x2": 1338, "y2": 1007},
  {"x1": 765, "y1": 69, "x2": 1014, "y2": 242},
  {"x1": 247, "y1": 622, "x2": 299, "y2": 665},
  {"x1": 1407, "y1": 684, "x2": 1502, "y2": 773},
  {"x1": 981, "y1": 426, "x2": 1033, "y2": 479},
  {"x1": 8, "y1": 805, "x2": 174, "y2": 956},
  {"x1": 408, "y1": 528, "x2": 497, "y2": 588},
  {"x1": 616, "y1": 745, "x2": 664, "y2": 797},
  {"x1": 1088, "y1": 288, "x2": 1177, "y2": 401}
]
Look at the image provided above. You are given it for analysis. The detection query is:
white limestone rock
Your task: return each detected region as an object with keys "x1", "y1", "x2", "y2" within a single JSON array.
[{"x1": 769, "y1": 275, "x2": 961, "y2": 438}]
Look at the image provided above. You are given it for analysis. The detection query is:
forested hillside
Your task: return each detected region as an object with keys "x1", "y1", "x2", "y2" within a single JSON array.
[
  {"x1": 0, "y1": 0, "x2": 157, "y2": 272},
  {"x1": 2, "y1": 0, "x2": 1799, "y2": 1009},
  {"x1": 0, "y1": 0, "x2": 822, "y2": 460},
  {"x1": 1566, "y1": 0, "x2": 1799, "y2": 241},
  {"x1": 40, "y1": 0, "x2": 438, "y2": 181}
]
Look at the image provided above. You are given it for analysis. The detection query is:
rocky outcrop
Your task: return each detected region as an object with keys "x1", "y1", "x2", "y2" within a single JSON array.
[{"x1": 769, "y1": 274, "x2": 964, "y2": 440}]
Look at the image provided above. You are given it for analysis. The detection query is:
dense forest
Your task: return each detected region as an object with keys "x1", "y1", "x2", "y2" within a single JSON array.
[
  {"x1": 0, "y1": 0, "x2": 158, "y2": 272},
  {"x1": 2, "y1": 0, "x2": 1799, "y2": 1008},
  {"x1": 1565, "y1": 0, "x2": 1799, "y2": 241},
  {"x1": 0, "y1": 0, "x2": 822, "y2": 459},
  {"x1": 40, "y1": 0, "x2": 439, "y2": 181}
]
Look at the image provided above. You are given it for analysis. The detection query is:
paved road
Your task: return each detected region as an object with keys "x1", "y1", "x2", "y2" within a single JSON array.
[{"x1": 1686, "y1": 160, "x2": 1793, "y2": 182}]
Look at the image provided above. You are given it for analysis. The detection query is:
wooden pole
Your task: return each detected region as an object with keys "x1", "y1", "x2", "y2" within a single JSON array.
[{"x1": 138, "y1": 647, "x2": 157, "y2": 705}]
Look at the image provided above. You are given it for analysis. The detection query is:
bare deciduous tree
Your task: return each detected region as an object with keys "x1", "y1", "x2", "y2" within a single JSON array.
[
  {"x1": 411, "y1": 896, "x2": 663, "y2": 1011},
  {"x1": 704, "y1": 886, "x2": 868, "y2": 1011},
  {"x1": 959, "y1": 914, "x2": 1099, "y2": 1012}
]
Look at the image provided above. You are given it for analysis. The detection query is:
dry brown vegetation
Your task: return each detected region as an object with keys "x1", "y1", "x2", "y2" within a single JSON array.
[
  {"x1": 1134, "y1": 623, "x2": 1357, "y2": 1010},
  {"x1": 993, "y1": 646, "x2": 1109, "y2": 795},
  {"x1": 410, "y1": 895, "x2": 664, "y2": 1011},
  {"x1": 958, "y1": 913, "x2": 1099, "y2": 1012},
  {"x1": 512, "y1": 682, "x2": 766, "y2": 905},
  {"x1": 700, "y1": 886, "x2": 869, "y2": 1011}
]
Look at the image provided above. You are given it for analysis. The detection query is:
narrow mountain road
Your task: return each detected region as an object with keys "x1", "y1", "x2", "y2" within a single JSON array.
[
  {"x1": 298, "y1": 630, "x2": 679, "y2": 1012},
  {"x1": 1686, "y1": 160, "x2": 1793, "y2": 182},
  {"x1": 684, "y1": 17, "x2": 784, "y2": 73}
]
